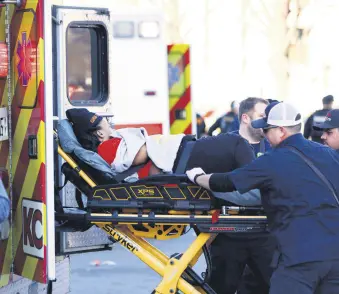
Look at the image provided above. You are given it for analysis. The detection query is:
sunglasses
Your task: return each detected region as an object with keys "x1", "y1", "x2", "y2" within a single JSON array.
[{"x1": 263, "y1": 126, "x2": 278, "y2": 134}]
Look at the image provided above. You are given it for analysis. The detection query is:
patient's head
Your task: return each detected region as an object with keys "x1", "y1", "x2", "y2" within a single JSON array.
[
  {"x1": 93, "y1": 118, "x2": 112, "y2": 143},
  {"x1": 66, "y1": 108, "x2": 112, "y2": 151},
  {"x1": 66, "y1": 108, "x2": 103, "y2": 132}
]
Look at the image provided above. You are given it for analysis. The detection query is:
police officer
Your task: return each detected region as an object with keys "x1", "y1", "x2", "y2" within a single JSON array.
[
  {"x1": 313, "y1": 109, "x2": 339, "y2": 151},
  {"x1": 304, "y1": 95, "x2": 334, "y2": 143},
  {"x1": 209, "y1": 97, "x2": 275, "y2": 294},
  {"x1": 187, "y1": 101, "x2": 339, "y2": 294},
  {"x1": 207, "y1": 101, "x2": 240, "y2": 136}
]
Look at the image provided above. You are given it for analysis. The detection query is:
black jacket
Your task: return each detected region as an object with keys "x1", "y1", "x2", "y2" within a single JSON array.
[{"x1": 186, "y1": 133, "x2": 254, "y2": 173}]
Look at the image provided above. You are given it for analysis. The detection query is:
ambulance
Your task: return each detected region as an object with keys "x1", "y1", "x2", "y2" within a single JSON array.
[{"x1": 0, "y1": 0, "x2": 194, "y2": 292}]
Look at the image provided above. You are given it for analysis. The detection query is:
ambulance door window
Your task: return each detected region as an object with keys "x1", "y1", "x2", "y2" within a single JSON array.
[{"x1": 66, "y1": 24, "x2": 108, "y2": 105}]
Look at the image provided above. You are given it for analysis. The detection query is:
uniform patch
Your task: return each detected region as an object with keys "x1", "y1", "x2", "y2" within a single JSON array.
[{"x1": 90, "y1": 115, "x2": 98, "y2": 124}]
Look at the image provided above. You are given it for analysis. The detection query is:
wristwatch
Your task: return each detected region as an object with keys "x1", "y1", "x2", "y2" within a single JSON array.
[{"x1": 193, "y1": 173, "x2": 205, "y2": 184}]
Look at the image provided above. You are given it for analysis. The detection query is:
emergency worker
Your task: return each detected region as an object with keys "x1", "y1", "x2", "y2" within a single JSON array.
[
  {"x1": 207, "y1": 101, "x2": 239, "y2": 135},
  {"x1": 208, "y1": 97, "x2": 275, "y2": 294},
  {"x1": 313, "y1": 109, "x2": 339, "y2": 151},
  {"x1": 304, "y1": 95, "x2": 334, "y2": 143},
  {"x1": 187, "y1": 101, "x2": 339, "y2": 294}
]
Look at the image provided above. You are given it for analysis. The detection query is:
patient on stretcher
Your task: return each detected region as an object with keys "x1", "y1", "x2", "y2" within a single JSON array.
[
  {"x1": 62, "y1": 108, "x2": 262, "y2": 206},
  {"x1": 66, "y1": 108, "x2": 252, "y2": 174},
  {"x1": 66, "y1": 108, "x2": 187, "y2": 178}
]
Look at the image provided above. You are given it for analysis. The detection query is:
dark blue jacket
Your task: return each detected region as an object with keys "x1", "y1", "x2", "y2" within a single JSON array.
[
  {"x1": 210, "y1": 134, "x2": 339, "y2": 266},
  {"x1": 207, "y1": 112, "x2": 239, "y2": 136}
]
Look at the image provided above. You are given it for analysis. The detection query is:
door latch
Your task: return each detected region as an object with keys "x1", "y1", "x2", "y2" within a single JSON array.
[{"x1": 28, "y1": 135, "x2": 38, "y2": 159}]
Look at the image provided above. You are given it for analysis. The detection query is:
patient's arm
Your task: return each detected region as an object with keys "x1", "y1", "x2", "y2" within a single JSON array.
[{"x1": 132, "y1": 144, "x2": 148, "y2": 166}]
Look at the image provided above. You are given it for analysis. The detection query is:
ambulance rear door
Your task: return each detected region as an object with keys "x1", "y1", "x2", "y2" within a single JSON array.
[{"x1": 53, "y1": 5, "x2": 114, "y2": 254}]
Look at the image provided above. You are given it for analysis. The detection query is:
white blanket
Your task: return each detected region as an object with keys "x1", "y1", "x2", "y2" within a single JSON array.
[{"x1": 109, "y1": 128, "x2": 184, "y2": 174}]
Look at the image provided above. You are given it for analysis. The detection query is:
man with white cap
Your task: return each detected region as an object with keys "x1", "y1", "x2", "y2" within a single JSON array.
[{"x1": 186, "y1": 101, "x2": 339, "y2": 294}]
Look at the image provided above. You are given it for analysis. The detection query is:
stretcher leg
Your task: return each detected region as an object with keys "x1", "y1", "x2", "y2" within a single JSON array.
[
  {"x1": 120, "y1": 226, "x2": 213, "y2": 294},
  {"x1": 155, "y1": 232, "x2": 211, "y2": 294},
  {"x1": 96, "y1": 223, "x2": 204, "y2": 293}
]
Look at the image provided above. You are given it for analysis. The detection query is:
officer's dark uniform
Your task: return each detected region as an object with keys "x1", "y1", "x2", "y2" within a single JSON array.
[
  {"x1": 209, "y1": 133, "x2": 339, "y2": 294},
  {"x1": 207, "y1": 112, "x2": 239, "y2": 136},
  {"x1": 303, "y1": 95, "x2": 334, "y2": 144}
]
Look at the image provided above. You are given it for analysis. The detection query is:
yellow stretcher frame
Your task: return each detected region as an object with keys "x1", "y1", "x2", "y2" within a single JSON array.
[
  {"x1": 58, "y1": 145, "x2": 216, "y2": 293},
  {"x1": 56, "y1": 144, "x2": 267, "y2": 293}
]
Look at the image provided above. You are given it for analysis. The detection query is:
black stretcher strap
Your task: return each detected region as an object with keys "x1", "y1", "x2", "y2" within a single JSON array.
[
  {"x1": 174, "y1": 140, "x2": 196, "y2": 173},
  {"x1": 114, "y1": 163, "x2": 146, "y2": 183}
]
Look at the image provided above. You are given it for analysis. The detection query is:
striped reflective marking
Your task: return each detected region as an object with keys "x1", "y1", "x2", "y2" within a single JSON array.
[
  {"x1": 13, "y1": 119, "x2": 45, "y2": 279},
  {"x1": 168, "y1": 44, "x2": 192, "y2": 134},
  {"x1": 0, "y1": 0, "x2": 46, "y2": 286}
]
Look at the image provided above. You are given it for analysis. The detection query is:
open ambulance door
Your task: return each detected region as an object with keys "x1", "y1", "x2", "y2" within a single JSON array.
[{"x1": 52, "y1": 5, "x2": 114, "y2": 254}]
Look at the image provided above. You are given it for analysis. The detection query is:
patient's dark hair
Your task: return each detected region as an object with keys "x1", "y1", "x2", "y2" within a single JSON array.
[
  {"x1": 73, "y1": 127, "x2": 101, "y2": 152},
  {"x1": 239, "y1": 97, "x2": 268, "y2": 121}
]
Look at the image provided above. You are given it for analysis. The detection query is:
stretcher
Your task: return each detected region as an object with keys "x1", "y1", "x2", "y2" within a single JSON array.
[{"x1": 54, "y1": 120, "x2": 267, "y2": 294}]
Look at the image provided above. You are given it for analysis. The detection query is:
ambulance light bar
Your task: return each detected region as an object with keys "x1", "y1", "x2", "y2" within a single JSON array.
[{"x1": 138, "y1": 21, "x2": 159, "y2": 38}]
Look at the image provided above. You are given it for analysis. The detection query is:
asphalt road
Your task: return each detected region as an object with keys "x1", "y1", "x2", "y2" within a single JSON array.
[{"x1": 70, "y1": 232, "x2": 206, "y2": 294}]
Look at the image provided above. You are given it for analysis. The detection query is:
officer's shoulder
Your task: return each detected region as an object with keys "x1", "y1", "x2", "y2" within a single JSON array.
[
  {"x1": 217, "y1": 132, "x2": 242, "y2": 141},
  {"x1": 313, "y1": 109, "x2": 327, "y2": 115},
  {"x1": 214, "y1": 132, "x2": 247, "y2": 144}
]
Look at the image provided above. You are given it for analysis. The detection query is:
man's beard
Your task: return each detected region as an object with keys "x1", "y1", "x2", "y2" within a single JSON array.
[{"x1": 248, "y1": 125, "x2": 264, "y2": 141}]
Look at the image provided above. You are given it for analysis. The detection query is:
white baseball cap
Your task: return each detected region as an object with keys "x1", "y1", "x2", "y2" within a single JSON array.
[{"x1": 251, "y1": 102, "x2": 302, "y2": 129}]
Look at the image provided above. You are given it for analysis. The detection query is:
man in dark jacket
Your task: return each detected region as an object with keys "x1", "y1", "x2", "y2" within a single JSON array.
[
  {"x1": 304, "y1": 95, "x2": 334, "y2": 143},
  {"x1": 187, "y1": 101, "x2": 339, "y2": 294},
  {"x1": 204, "y1": 97, "x2": 275, "y2": 294},
  {"x1": 207, "y1": 101, "x2": 239, "y2": 135}
]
